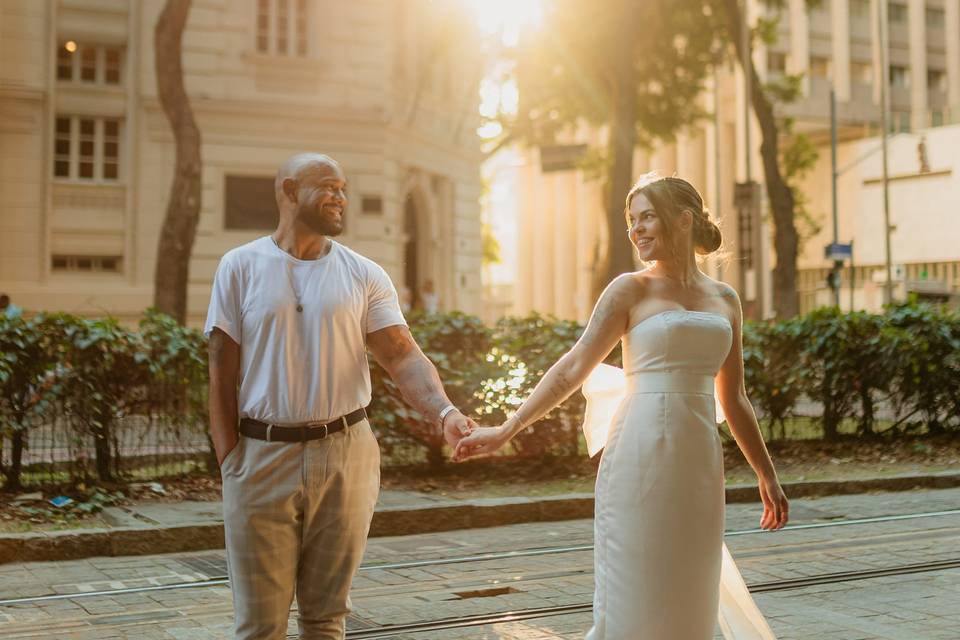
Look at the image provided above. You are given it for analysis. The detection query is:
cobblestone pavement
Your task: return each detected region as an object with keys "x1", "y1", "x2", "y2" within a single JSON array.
[{"x1": 1, "y1": 488, "x2": 959, "y2": 639}]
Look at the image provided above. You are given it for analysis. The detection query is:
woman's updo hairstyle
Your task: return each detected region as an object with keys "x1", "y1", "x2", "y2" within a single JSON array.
[{"x1": 625, "y1": 173, "x2": 722, "y2": 255}]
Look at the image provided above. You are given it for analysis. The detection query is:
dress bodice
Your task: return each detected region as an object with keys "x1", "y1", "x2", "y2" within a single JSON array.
[{"x1": 623, "y1": 310, "x2": 733, "y2": 377}]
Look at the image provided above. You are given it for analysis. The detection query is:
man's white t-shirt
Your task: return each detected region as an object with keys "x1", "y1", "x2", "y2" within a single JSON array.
[{"x1": 204, "y1": 236, "x2": 406, "y2": 424}]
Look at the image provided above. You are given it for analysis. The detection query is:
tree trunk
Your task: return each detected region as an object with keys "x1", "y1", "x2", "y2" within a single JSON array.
[
  {"x1": 859, "y1": 387, "x2": 875, "y2": 436},
  {"x1": 822, "y1": 391, "x2": 839, "y2": 441},
  {"x1": 596, "y1": 53, "x2": 639, "y2": 297},
  {"x1": 154, "y1": 0, "x2": 201, "y2": 324},
  {"x1": 5, "y1": 429, "x2": 24, "y2": 491},
  {"x1": 719, "y1": 0, "x2": 800, "y2": 318},
  {"x1": 93, "y1": 418, "x2": 114, "y2": 481}
]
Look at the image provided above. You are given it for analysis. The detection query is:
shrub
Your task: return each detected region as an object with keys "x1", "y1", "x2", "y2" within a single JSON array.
[
  {"x1": 742, "y1": 318, "x2": 806, "y2": 439},
  {"x1": 368, "y1": 311, "x2": 496, "y2": 469}
]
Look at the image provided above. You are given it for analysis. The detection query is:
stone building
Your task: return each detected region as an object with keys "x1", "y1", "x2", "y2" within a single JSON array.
[
  {"x1": 0, "y1": 0, "x2": 485, "y2": 325},
  {"x1": 490, "y1": 0, "x2": 960, "y2": 321}
]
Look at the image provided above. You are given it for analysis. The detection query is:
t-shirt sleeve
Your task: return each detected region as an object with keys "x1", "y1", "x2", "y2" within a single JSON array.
[
  {"x1": 204, "y1": 253, "x2": 242, "y2": 344},
  {"x1": 365, "y1": 263, "x2": 407, "y2": 334}
]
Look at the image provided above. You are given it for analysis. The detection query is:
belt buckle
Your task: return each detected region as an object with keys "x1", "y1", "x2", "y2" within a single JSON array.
[
  {"x1": 320, "y1": 423, "x2": 329, "y2": 439},
  {"x1": 265, "y1": 424, "x2": 274, "y2": 442}
]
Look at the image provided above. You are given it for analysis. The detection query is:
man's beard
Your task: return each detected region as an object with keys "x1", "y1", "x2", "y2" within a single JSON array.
[{"x1": 299, "y1": 207, "x2": 344, "y2": 237}]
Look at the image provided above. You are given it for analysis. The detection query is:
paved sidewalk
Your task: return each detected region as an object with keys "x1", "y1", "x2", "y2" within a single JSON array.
[
  {"x1": 3, "y1": 470, "x2": 960, "y2": 565},
  {"x1": 2, "y1": 488, "x2": 959, "y2": 639}
]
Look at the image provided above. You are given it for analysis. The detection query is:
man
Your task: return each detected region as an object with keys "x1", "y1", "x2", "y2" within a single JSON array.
[
  {"x1": 0, "y1": 293, "x2": 22, "y2": 318},
  {"x1": 205, "y1": 153, "x2": 475, "y2": 639}
]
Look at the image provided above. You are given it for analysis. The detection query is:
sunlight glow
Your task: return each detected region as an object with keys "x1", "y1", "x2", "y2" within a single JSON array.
[
  {"x1": 463, "y1": 0, "x2": 543, "y2": 48},
  {"x1": 465, "y1": 0, "x2": 542, "y2": 140}
]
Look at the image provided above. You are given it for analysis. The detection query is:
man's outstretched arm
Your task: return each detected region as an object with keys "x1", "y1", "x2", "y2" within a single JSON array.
[{"x1": 366, "y1": 324, "x2": 475, "y2": 447}]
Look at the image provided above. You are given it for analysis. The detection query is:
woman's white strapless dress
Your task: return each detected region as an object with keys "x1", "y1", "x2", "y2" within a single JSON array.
[{"x1": 582, "y1": 310, "x2": 777, "y2": 640}]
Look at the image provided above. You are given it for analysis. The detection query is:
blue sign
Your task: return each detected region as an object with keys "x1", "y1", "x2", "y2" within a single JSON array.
[{"x1": 824, "y1": 242, "x2": 853, "y2": 261}]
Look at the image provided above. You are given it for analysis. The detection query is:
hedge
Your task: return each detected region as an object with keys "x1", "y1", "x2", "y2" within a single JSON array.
[{"x1": 1, "y1": 301, "x2": 957, "y2": 489}]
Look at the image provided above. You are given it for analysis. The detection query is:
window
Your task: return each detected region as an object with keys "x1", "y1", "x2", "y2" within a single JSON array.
[
  {"x1": 57, "y1": 44, "x2": 74, "y2": 80},
  {"x1": 104, "y1": 48, "x2": 122, "y2": 84},
  {"x1": 890, "y1": 110, "x2": 911, "y2": 132},
  {"x1": 810, "y1": 56, "x2": 831, "y2": 79},
  {"x1": 889, "y1": 65, "x2": 909, "y2": 88},
  {"x1": 54, "y1": 118, "x2": 71, "y2": 178},
  {"x1": 256, "y1": 0, "x2": 309, "y2": 56},
  {"x1": 926, "y1": 7, "x2": 945, "y2": 28},
  {"x1": 56, "y1": 42, "x2": 123, "y2": 85},
  {"x1": 224, "y1": 175, "x2": 279, "y2": 230},
  {"x1": 767, "y1": 52, "x2": 787, "y2": 75},
  {"x1": 361, "y1": 196, "x2": 383, "y2": 214},
  {"x1": 78, "y1": 118, "x2": 95, "y2": 179},
  {"x1": 888, "y1": 2, "x2": 907, "y2": 23},
  {"x1": 52, "y1": 255, "x2": 122, "y2": 273},
  {"x1": 52, "y1": 116, "x2": 123, "y2": 182},
  {"x1": 851, "y1": 61, "x2": 873, "y2": 84},
  {"x1": 928, "y1": 68, "x2": 947, "y2": 92},
  {"x1": 849, "y1": 0, "x2": 870, "y2": 18}
]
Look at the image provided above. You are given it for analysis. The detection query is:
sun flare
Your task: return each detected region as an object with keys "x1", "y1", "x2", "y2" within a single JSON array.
[{"x1": 462, "y1": 0, "x2": 543, "y2": 47}]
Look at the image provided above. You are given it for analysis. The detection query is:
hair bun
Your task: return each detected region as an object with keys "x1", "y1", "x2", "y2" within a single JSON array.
[{"x1": 694, "y1": 210, "x2": 722, "y2": 255}]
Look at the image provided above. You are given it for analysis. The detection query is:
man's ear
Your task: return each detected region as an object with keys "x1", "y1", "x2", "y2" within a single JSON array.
[{"x1": 281, "y1": 177, "x2": 298, "y2": 204}]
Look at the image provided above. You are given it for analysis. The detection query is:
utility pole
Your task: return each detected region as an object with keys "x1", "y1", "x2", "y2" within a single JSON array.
[
  {"x1": 830, "y1": 87, "x2": 841, "y2": 308},
  {"x1": 878, "y1": 0, "x2": 895, "y2": 304}
]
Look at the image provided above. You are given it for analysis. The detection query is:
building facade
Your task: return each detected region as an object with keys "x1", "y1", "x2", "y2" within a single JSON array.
[
  {"x1": 0, "y1": 0, "x2": 485, "y2": 326},
  {"x1": 489, "y1": 0, "x2": 960, "y2": 322}
]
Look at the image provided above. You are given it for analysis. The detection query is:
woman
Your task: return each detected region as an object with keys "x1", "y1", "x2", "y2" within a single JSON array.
[{"x1": 455, "y1": 173, "x2": 789, "y2": 639}]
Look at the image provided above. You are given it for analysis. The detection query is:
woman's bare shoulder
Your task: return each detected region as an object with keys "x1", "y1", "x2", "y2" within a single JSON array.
[{"x1": 608, "y1": 270, "x2": 655, "y2": 303}]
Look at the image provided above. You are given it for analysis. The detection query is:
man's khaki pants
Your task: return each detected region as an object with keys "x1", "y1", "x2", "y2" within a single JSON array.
[{"x1": 221, "y1": 419, "x2": 380, "y2": 639}]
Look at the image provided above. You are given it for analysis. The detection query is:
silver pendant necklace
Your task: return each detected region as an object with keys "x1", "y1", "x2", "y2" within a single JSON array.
[
  {"x1": 272, "y1": 236, "x2": 318, "y2": 313},
  {"x1": 285, "y1": 262, "x2": 304, "y2": 313}
]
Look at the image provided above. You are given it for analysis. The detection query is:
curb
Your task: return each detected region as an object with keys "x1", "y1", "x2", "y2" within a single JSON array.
[{"x1": 3, "y1": 471, "x2": 960, "y2": 565}]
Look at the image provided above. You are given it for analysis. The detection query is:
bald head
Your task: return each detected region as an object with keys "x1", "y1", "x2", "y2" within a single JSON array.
[
  {"x1": 275, "y1": 153, "x2": 340, "y2": 199},
  {"x1": 275, "y1": 153, "x2": 348, "y2": 237}
]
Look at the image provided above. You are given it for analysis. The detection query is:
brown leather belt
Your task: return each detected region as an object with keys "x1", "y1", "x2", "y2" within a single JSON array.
[{"x1": 239, "y1": 408, "x2": 367, "y2": 442}]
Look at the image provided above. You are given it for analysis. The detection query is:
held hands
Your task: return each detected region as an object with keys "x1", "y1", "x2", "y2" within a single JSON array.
[
  {"x1": 451, "y1": 425, "x2": 511, "y2": 462},
  {"x1": 442, "y1": 410, "x2": 478, "y2": 449},
  {"x1": 759, "y1": 477, "x2": 789, "y2": 531}
]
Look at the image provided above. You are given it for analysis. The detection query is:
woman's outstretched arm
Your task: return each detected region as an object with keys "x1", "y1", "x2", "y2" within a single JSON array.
[
  {"x1": 715, "y1": 284, "x2": 789, "y2": 530},
  {"x1": 454, "y1": 274, "x2": 637, "y2": 459}
]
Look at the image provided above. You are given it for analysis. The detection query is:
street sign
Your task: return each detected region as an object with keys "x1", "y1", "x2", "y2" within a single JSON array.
[{"x1": 824, "y1": 242, "x2": 853, "y2": 261}]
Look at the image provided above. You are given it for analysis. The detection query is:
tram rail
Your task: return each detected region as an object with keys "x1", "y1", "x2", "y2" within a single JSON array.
[
  {"x1": 340, "y1": 557, "x2": 960, "y2": 639},
  {"x1": 1, "y1": 508, "x2": 957, "y2": 608}
]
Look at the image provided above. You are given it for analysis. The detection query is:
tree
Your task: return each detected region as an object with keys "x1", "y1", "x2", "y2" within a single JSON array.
[
  {"x1": 153, "y1": 0, "x2": 201, "y2": 324},
  {"x1": 715, "y1": 0, "x2": 801, "y2": 317},
  {"x1": 496, "y1": 0, "x2": 722, "y2": 295}
]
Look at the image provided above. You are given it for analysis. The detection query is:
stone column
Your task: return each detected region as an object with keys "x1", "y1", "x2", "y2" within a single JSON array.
[
  {"x1": 831, "y1": 0, "x2": 851, "y2": 101},
  {"x1": 788, "y1": 0, "x2": 810, "y2": 95},
  {"x1": 516, "y1": 152, "x2": 537, "y2": 316},
  {"x1": 908, "y1": 0, "x2": 928, "y2": 130},
  {"x1": 553, "y1": 171, "x2": 577, "y2": 320}
]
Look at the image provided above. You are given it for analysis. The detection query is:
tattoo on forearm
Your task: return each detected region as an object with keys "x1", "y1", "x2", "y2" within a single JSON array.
[
  {"x1": 548, "y1": 371, "x2": 573, "y2": 404},
  {"x1": 396, "y1": 356, "x2": 448, "y2": 420}
]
